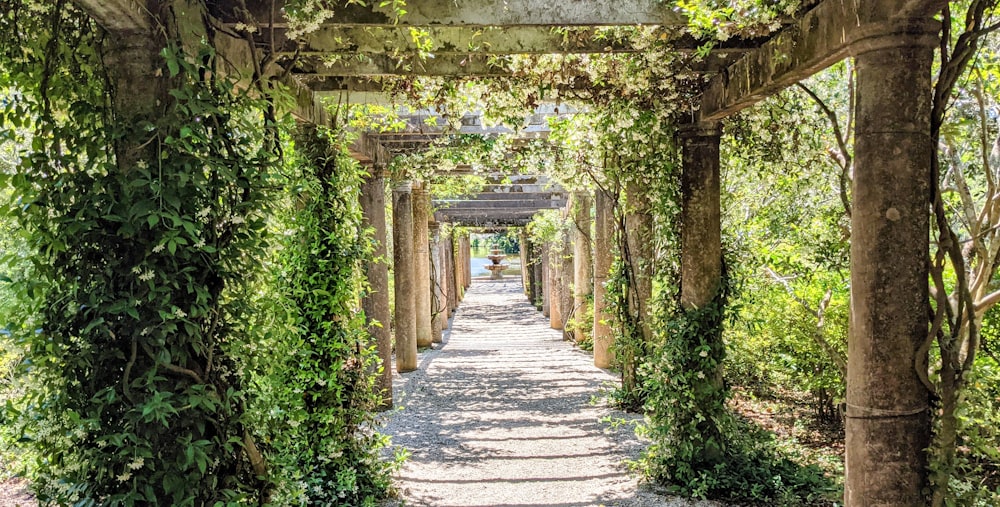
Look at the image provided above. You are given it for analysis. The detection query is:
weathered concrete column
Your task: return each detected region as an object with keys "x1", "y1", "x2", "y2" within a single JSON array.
[
  {"x1": 458, "y1": 233, "x2": 472, "y2": 299},
  {"x1": 679, "y1": 124, "x2": 723, "y2": 309},
  {"x1": 572, "y1": 191, "x2": 594, "y2": 344},
  {"x1": 532, "y1": 241, "x2": 544, "y2": 310},
  {"x1": 445, "y1": 230, "x2": 458, "y2": 314},
  {"x1": 549, "y1": 243, "x2": 563, "y2": 329},
  {"x1": 524, "y1": 235, "x2": 539, "y2": 306},
  {"x1": 846, "y1": 24, "x2": 936, "y2": 506},
  {"x1": 412, "y1": 182, "x2": 433, "y2": 348},
  {"x1": 429, "y1": 222, "x2": 445, "y2": 343},
  {"x1": 626, "y1": 181, "x2": 654, "y2": 342},
  {"x1": 559, "y1": 208, "x2": 576, "y2": 340},
  {"x1": 360, "y1": 166, "x2": 392, "y2": 407},
  {"x1": 541, "y1": 243, "x2": 551, "y2": 318},
  {"x1": 461, "y1": 233, "x2": 472, "y2": 290},
  {"x1": 392, "y1": 181, "x2": 418, "y2": 373},
  {"x1": 519, "y1": 231, "x2": 529, "y2": 291},
  {"x1": 593, "y1": 187, "x2": 615, "y2": 368}
]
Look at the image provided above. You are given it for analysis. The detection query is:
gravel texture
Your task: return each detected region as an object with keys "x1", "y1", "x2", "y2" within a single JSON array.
[{"x1": 380, "y1": 278, "x2": 724, "y2": 507}]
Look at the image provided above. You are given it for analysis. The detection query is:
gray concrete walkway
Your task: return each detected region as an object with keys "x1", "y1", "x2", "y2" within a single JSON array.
[{"x1": 381, "y1": 278, "x2": 717, "y2": 507}]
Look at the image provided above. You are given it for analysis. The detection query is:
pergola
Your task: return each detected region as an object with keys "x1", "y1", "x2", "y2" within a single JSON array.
[{"x1": 71, "y1": 0, "x2": 943, "y2": 504}]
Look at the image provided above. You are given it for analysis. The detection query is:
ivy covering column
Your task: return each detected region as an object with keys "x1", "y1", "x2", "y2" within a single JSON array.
[{"x1": 429, "y1": 221, "x2": 445, "y2": 343}]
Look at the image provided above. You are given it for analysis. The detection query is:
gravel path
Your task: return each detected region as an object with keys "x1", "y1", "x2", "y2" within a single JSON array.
[{"x1": 380, "y1": 278, "x2": 723, "y2": 507}]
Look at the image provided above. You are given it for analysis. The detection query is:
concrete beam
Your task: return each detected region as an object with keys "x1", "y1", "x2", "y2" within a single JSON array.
[
  {"x1": 71, "y1": 0, "x2": 151, "y2": 32},
  {"x1": 443, "y1": 191, "x2": 567, "y2": 201},
  {"x1": 437, "y1": 216, "x2": 533, "y2": 227},
  {"x1": 699, "y1": 0, "x2": 944, "y2": 121},
  {"x1": 434, "y1": 199, "x2": 566, "y2": 210},
  {"x1": 292, "y1": 52, "x2": 732, "y2": 78},
  {"x1": 237, "y1": 0, "x2": 686, "y2": 27},
  {"x1": 261, "y1": 26, "x2": 766, "y2": 56},
  {"x1": 348, "y1": 133, "x2": 394, "y2": 166}
]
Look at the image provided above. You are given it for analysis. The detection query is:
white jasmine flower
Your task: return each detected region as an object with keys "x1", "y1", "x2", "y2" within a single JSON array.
[{"x1": 128, "y1": 457, "x2": 144, "y2": 470}]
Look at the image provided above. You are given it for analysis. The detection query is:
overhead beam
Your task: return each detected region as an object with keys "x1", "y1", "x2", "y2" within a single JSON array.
[
  {"x1": 257, "y1": 26, "x2": 766, "y2": 56},
  {"x1": 438, "y1": 191, "x2": 567, "y2": 201},
  {"x1": 699, "y1": 0, "x2": 945, "y2": 121},
  {"x1": 434, "y1": 199, "x2": 567, "y2": 210},
  {"x1": 440, "y1": 217, "x2": 532, "y2": 226},
  {"x1": 292, "y1": 52, "x2": 733, "y2": 78},
  {"x1": 238, "y1": 0, "x2": 687, "y2": 27}
]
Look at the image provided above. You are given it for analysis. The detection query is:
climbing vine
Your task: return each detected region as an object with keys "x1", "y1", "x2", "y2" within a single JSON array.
[
  {"x1": 244, "y1": 124, "x2": 398, "y2": 505},
  {"x1": 0, "y1": 1, "x2": 278, "y2": 503}
]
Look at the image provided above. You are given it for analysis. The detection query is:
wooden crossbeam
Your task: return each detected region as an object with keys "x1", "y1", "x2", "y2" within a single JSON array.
[{"x1": 232, "y1": 0, "x2": 687, "y2": 28}]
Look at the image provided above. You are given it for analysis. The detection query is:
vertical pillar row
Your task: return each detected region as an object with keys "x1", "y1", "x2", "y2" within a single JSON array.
[
  {"x1": 593, "y1": 187, "x2": 615, "y2": 369},
  {"x1": 845, "y1": 24, "x2": 937, "y2": 506},
  {"x1": 572, "y1": 191, "x2": 594, "y2": 344},
  {"x1": 360, "y1": 166, "x2": 392, "y2": 407},
  {"x1": 392, "y1": 181, "x2": 417, "y2": 373},
  {"x1": 412, "y1": 182, "x2": 433, "y2": 348}
]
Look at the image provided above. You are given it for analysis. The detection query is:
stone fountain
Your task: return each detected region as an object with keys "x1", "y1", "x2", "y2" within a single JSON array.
[{"x1": 484, "y1": 244, "x2": 509, "y2": 280}]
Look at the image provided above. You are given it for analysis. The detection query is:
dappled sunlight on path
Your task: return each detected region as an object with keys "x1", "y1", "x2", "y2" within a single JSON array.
[{"x1": 380, "y1": 279, "x2": 721, "y2": 507}]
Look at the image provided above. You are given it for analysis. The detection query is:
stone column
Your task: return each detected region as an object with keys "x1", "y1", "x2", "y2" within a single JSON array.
[
  {"x1": 593, "y1": 187, "x2": 615, "y2": 368},
  {"x1": 392, "y1": 181, "x2": 417, "y2": 373},
  {"x1": 541, "y1": 243, "x2": 551, "y2": 318},
  {"x1": 525, "y1": 235, "x2": 539, "y2": 306},
  {"x1": 549, "y1": 245, "x2": 563, "y2": 329},
  {"x1": 519, "y1": 231, "x2": 529, "y2": 292},
  {"x1": 559, "y1": 209, "x2": 576, "y2": 341},
  {"x1": 360, "y1": 166, "x2": 392, "y2": 407},
  {"x1": 532, "y1": 241, "x2": 544, "y2": 310},
  {"x1": 412, "y1": 182, "x2": 433, "y2": 348},
  {"x1": 572, "y1": 191, "x2": 594, "y2": 344},
  {"x1": 458, "y1": 234, "x2": 471, "y2": 299},
  {"x1": 845, "y1": 22, "x2": 936, "y2": 506},
  {"x1": 445, "y1": 230, "x2": 458, "y2": 314},
  {"x1": 461, "y1": 233, "x2": 472, "y2": 290},
  {"x1": 626, "y1": 181, "x2": 654, "y2": 342},
  {"x1": 429, "y1": 222, "x2": 445, "y2": 343},
  {"x1": 679, "y1": 124, "x2": 723, "y2": 310}
]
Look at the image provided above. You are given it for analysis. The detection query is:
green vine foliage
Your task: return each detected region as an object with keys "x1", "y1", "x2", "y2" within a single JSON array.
[
  {"x1": 249, "y1": 124, "x2": 396, "y2": 505},
  {"x1": 0, "y1": 2, "x2": 279, "y2": 503},
  {"x1": 637, "y1": 267, "x2": 836, "y2": 504}
]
